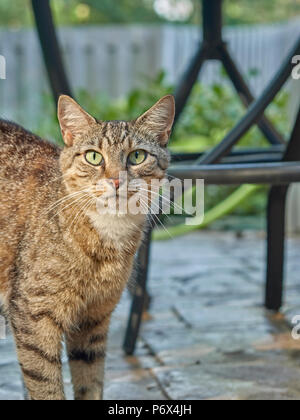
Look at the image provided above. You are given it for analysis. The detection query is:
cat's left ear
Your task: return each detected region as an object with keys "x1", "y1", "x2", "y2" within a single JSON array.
[
  {"x1": 135, "y1": 95, "x2": 175, "y2": 146},
  {"x1": 57, "y1": 95, "x2": 97, "y2": 146}
]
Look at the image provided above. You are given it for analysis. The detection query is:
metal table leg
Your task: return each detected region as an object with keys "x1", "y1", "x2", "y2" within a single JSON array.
[
  {"x1": 265, "y1": 185, "x2": 289, "y2": 310},
  {"x1": 123, "y1": 228, "x2": 152, "y2": 355}
]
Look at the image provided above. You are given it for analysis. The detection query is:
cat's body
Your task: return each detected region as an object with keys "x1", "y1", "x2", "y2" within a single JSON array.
[{"x1": 0, "y1": 95, "x2": 175, "y2": 400}]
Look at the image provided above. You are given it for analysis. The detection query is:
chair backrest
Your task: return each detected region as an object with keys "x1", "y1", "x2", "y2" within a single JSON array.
[{"x1": 197, "y1": 36, "x2": 300, "y2": 165}]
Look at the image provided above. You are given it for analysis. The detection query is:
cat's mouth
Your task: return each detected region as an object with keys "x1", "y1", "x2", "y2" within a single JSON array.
[{"x1": 95, "y1": 189, "x2": 140, "y2": 200}]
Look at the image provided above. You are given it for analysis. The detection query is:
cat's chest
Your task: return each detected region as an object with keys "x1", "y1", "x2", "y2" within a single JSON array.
[
  {"x1": 68, "y1": 239, "x2": 135, "y2": 306},
  {"x1": 66, "y1": 212, "x2": 145, "y2": 294},
  {"x1": 87, "y1": 211, "x2": 145, "y2": 250}
]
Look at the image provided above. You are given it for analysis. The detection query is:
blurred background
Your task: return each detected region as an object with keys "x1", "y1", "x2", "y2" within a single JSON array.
[{"x1": 0, "y1": 0, "x2": 300, "y2": 232}]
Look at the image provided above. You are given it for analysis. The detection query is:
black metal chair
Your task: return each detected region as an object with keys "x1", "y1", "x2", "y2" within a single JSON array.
[
  {"x1": 122, "y1": 2, "x2": 300, "y2": 354},
  {"x1": 30, "y1": 0, "x2": 300, "y2": 355}
]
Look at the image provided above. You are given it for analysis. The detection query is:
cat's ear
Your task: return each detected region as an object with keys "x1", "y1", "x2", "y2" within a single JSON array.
[
  {"x1": 135, "y1": 95, "x2": 175, "y2": 146},
  {"x1": 57, "y1": 95, "x2": 97, "y2": 146}
]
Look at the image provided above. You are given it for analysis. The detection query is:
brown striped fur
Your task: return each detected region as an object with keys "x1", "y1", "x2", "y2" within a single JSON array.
[{"x1": 0, "y1": 95, "x2": 175, "y2": 400}]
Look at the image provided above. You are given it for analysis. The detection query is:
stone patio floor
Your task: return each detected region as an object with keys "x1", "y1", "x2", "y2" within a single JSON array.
[{"x1": 1, "y1": 230, "x2": 300, "y2": 400}]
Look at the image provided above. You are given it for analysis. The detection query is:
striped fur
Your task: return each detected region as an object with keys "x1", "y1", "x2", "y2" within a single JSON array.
[{"x1": 0, "y1": 95, "x2": 175, "y2": 400}]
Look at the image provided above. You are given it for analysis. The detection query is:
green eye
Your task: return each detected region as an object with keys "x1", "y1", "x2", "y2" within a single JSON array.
[
  {"x1": 128, "y1": 150, "x2": 147, "y2": 166},
  {"x1": 85, "y1": 151, "x2": 103, "y2": 166}
]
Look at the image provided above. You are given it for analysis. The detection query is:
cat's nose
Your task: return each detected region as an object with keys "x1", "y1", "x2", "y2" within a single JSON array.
[{"x1": 111, "y1": 178, "x2": 120, "y2": 190}]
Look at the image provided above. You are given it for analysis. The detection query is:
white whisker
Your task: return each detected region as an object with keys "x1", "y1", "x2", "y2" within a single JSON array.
[
  {"x1": 137, "y1": 187, "x2": 186, "y2": 214},
  {"x1": 50, "y1": 192, "x2": 91, "y2": 221},
  {"x1": 139, "y1": 196, "x2": 173, "y2": 239},
  {"x1": 70, "y1": 197, "x2": 95, "y2": 231},
  {"x1": 45, "y1": 187, "x2": 91, "y2": 214}
]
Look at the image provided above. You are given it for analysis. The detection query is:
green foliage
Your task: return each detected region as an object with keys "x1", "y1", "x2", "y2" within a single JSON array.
[
  {"x1": 172, "y1": 78, "x2": 289, "y2": 152},
  {"x1": 0, "y1": 0, "x2": 299, "y2": 28},
  {"x1": 0, "y1": 0, "x2": 165, "y2": 28},
  {"x1": 52, "y1": 0, "x2": 164, "y2": 25},
  {"x1": 224, "y1": 0, "x2": 300, "y2": 25},
  {"x1": 0, "y1": 0, "x2": 32, "y2": 28},
  {"x1": 34, "y1": 70, "x2": 289, "y2": 218}
]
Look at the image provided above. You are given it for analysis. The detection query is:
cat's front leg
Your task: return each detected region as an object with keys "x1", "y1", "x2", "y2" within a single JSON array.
[
  {"x1": 66, "y1": 313, "x2": 111, "y2": 400},
  {"x1": 9, "y1": 301, "x2": 65, "y2": 400}
]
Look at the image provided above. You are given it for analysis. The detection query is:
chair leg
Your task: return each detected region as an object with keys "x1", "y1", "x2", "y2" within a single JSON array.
[
  {"x1": 123, "y1": 228, "x2": 152, "y2": 355},
  {"x1": 265, "y1": 185, "x2": 289, "y2": 311}
]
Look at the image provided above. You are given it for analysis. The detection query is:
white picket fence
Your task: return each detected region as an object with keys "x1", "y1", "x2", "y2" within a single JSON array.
[{"x1": 0, "y1": 19, "x2": 299, "y2": 128}]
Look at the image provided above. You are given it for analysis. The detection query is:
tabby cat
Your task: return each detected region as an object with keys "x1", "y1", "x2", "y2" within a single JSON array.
[{"x1": 0, "y1": 94, "x2": 175, "y2": 400}]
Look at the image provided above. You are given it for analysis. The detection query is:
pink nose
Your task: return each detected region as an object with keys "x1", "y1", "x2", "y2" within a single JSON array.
[{"x1": 112, "y1": 179, "x2": 120, "y2": 189}]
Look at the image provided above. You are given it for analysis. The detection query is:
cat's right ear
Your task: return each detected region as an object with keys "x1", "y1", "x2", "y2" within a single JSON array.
[
  {"x1": 134, "y1": 95, "x2": 175, "y2": 146},
  {"x1": 57, "y1": 95, "x2": 97, "y2": 147}
]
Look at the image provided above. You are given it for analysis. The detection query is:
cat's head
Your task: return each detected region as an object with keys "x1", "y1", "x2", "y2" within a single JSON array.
[{"x1": 58, "y1": 95, "x2": 175, "y2": 215}]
